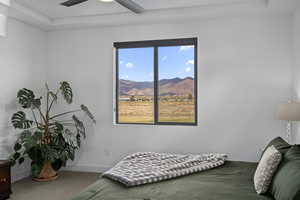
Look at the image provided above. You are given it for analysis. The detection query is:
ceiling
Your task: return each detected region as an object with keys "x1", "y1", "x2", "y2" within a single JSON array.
[
  {"x1": 14, "y1": 0, "x2": 266, "y2": 19},
  {"x1": 5, "y1": 0, "x2": 298, "y2": 30}
]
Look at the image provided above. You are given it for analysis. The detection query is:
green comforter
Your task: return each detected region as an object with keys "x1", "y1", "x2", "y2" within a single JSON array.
[{"x1": 71, "y1": 161, "x2": 274, "y2": 200}]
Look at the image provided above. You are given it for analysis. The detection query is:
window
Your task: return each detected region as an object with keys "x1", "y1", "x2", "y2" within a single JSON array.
[{"x1": 115, "y1": 38, "x2": 197, "y2": 125}]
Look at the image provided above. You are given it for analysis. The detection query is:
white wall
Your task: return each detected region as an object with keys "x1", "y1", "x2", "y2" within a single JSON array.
[
  {"x1": 0, "y1": 18, "x2": 47, "y2": 181},
  {"x1": 0, "y1": 0, "x2": 9, "y2": 37},
  {"x1": 292, "y1": 3, "x2": 300, "y2": 143},
  {"x1": 46, "y1": 13, "x2": 293, "y2": 171}
]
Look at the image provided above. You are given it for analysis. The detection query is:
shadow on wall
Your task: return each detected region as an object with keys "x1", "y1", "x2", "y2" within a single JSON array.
[
  {"x1": 0, "y1": 99, "x2": 18, "y2": 159},
  {"x1": 0, "y1": 99, "x2": 32, "y2": 182}
]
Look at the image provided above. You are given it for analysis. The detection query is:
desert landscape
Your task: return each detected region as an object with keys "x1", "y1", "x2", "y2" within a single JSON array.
[{"x1": 118, "y1": 77, "x2": 195, "y2": 123}]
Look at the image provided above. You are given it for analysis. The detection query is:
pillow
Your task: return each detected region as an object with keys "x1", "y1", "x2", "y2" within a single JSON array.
[
  {"x1": 270, "y1": 145, "x2": 300, "y2": 200},
  {"x1": 254, "y1": 145, "x2": 282, "y2": 194},
  {"x1": 260, "y1": 137, "x2": 290, "y2": 159}
]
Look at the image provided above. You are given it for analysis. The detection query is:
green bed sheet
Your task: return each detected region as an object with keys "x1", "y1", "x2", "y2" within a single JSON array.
[{"x1": 71, "y1": 161, "x2": 274, "y2": 200}]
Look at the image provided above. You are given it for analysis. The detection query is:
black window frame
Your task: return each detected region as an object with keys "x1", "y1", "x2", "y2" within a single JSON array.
[{"x1": 114, "y1": 37, "x2": 198, "y2": 126}]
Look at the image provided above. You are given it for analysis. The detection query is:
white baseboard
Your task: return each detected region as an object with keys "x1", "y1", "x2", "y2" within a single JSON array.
[
  {"x1": 12, "y1": 169, "x2": 31, "y2": 183},
  {"x1": 11, "y1": 164, "x2": 110, "y2": 182},
  {"x1": 63, "y1": 164, "x2": 110, "y2": 173}
]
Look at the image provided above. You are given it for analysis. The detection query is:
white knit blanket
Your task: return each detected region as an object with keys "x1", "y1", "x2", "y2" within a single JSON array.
[{"x1": 103, "y1": 152, "x2": 227, "y2": 187}]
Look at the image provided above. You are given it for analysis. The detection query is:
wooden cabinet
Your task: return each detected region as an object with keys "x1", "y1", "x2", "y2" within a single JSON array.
[{"x1": 0, "y1": 161, "x2": 11, "y2": 200}]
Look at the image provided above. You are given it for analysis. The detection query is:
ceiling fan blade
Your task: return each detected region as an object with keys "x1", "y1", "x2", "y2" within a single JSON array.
[
  {"x1": 115, "y1": 0, "x2": 144, "y2": 14},
  {"x1": 61, "y1": 0, "x2": 89, "y2": 7}
]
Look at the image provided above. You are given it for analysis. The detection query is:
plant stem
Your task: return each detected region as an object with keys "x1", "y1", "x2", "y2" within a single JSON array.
[
  {"x1": 50, "y1": 109, "x2": 81, "y2": 120},
  {"x1": 46, "y1": 91, "x2": 49, "y2": 118},
  {"x1": 37, "y1": 107, "x2": 47, "y2": 125},
  {"x1": 31, "y1": 108, "x2": 39, "y2": 127},
  {"x1": 60, "y1": 123, "x2": 75, "y2": 126},
  {"x1": 47, "y1": 88, "x2": 59, "y2": 114}
]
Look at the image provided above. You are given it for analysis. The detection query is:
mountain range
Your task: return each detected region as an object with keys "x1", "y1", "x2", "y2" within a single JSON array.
[{"x1": 119, "y1": 77, "x2": 194, "y2": 96}]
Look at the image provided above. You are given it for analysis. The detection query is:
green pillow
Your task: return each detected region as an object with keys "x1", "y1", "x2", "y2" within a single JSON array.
[
  {"x1": 270, "y1": 145, "x2": 300, "y2": 200},
  {"x1": 261, "y1": 137, "x2": 290, "y2": 159}
]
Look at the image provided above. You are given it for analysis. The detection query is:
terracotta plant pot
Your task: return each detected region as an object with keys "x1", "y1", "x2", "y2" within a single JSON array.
[{"x1": 32, "y1": 161, "x2": 58, "y2": 182}]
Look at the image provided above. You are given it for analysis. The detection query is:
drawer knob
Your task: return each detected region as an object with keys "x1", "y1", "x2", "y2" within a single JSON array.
[{"x1": 0, "y1": 178, "x2": 7, "y2": 182}]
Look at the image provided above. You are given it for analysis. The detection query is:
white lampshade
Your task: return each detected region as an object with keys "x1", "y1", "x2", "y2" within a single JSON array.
[{"x1": 277, "y1": 103, "x2": 300, "y2": 121}]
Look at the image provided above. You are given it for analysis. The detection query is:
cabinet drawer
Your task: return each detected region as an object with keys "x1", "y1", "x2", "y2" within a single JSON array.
[{"x1": 0, "y1": 166, "x2": 10, "y2": 193}]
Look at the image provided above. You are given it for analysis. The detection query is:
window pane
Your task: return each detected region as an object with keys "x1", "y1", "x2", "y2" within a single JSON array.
[
  {"x1": 118, "y1": 48, "x2": 154, "y2": 124},
  {"x1": 158, "y1": 45, "x2": 196, "y2": 123}
]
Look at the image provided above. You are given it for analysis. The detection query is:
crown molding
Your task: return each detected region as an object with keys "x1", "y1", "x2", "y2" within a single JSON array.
[
  {"x1": 8, "y1": 1, "x2": 52, "y2": 30},
  {"x1": 6, "y1": 0, "x2": 295, "y2": 31}
]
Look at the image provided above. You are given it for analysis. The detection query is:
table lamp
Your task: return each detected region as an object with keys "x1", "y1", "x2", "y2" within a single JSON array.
[{"x1": 277, "y1": 102, "x2": 300, "y2": 143}]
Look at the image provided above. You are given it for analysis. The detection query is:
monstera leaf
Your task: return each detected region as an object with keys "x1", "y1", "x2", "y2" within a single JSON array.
[
  {"x1": 72, "y1": 115, "x2": 86, "y2": 139},
  {"x1": 31, "y1": 98, "x2": 42, "y2": 109},
  {"x1": 19, "y1": 130, "x2": 38, "y2": 150},
  {"x1": 62, "y1": 129, "x2": 78, "y2": 148},
  {"x1": 14, "y1": 143, "x2": 22, "y2": 151},
  {"x1": 60, "y1": 81, "x2": 73, "y2": 104},
  {"x1": 17, "y1": 88, "x2": 41, "y2": 109},
  {"x1": 17, "y1": 88, "x2": 35, "y2": 108},
  {"x1": 81, "y1": 105, "x2": 96, "y2": 123},
  {"x1": 11, "y1": 111, "x2": 33, "y2": 129},
  {"x1": 10, "y1": 81, "x2": 96, "y2": 171},
  {"x1": 54, "y1": 122, "x2": 64, "y2": 134}
]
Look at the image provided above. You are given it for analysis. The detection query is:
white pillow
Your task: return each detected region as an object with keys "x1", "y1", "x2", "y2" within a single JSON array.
[{"x1": 254, "y1": 145, "x2": 282, "y2": 194}]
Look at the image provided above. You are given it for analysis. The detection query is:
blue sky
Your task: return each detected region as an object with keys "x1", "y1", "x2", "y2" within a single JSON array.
[{"x1": 118, "y1": 45, "x2": 194, "y2": 82}]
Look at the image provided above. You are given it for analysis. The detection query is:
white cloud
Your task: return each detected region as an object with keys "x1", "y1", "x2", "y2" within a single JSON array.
[
  {"x1": 125, "y1": 75, "x2": 129, "y2": 79},
  {"x1": 179, "y1": 45, "x2": 194, "y2": 52},
  {"x1": 126, "y1": 62, "x2": 133, "y2": 68},
  {"x1": 120, "y1": 60, "x2": 124, "y2": 65},
  {"x1": 186, "y1": 67, "x2": 191, "y2": 72},
  {"x1": 186, "y1": 60, "x2": 194, "y2": 65},
  {"x1": 162, "y1": 56, "x2": 168, "y2": 61}
]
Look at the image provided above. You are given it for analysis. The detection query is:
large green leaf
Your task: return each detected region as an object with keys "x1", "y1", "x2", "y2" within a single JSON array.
[
  {"x1": 76, "y1": 134, "x2": 81, "y2": 148},
  {"x1": 60, "y1": 81, "x2": 73, "y2": 104},
  {"x1": 19, "y1": 130, "x2": 32, "y2": 142},
  {"x1": 41, "y1": 145, "x2": 61, "y2": 162},
  {"x1": 52, "y1": 159, "x2": 63, "y2": 171},
  {"x1": 81, "y1": 104, "x2": 96, "y2": 123},
  {"x1": 19, "y1": 130, "x2": 36, "y2": 150},
  {"x1": 17, "y1": 88, "x2": 35, "y2": 108},
  {"x1": 17, "y1": 88, "x2": 41, "y2": 109},
  {"x1": 54, "y1": 122, "x2": 64, "y2": 134},
  {"x1": 72, "y1": 115, "x2": 86, "y2": 139},
  {"x1": 62, "y1": 129, "x2": 78, "y2": 148},
  {"x1": 31, "y1": 98, "x2": 42, "y2": 109},
  {"x1": 13, "y1": 152, "x2": 21, "y2": 160},
  {"x1": 11, "y1": 111, "x2": 33, "y2": 129},
  {"x1": 27, "y1": 147, "x2": 43, "y2": 164},
  {"x1": 31, "y1": 161, "x2": 43, "y2": 177},
  {"x1": 14, "y1": 143, "x2": 22, "y2": 151},
  {"x1": 32, "y1": 131, "x2": 43, "y2": 143},
  {"x1": 18, "y1": 157, "x2": 25, "y2": 165}
]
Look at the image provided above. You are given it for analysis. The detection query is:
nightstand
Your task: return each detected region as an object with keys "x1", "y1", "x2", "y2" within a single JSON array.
[{"x1": 0, "y1": 161, "x2": 11, "y2": 200}]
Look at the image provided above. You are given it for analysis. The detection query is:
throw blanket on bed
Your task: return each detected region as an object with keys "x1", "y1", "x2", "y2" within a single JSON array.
[{"x1": 103, "y1": 152, "x2": 227, "y2": 187}]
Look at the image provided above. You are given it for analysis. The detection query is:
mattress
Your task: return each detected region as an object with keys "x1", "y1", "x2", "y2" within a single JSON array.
[{"x1": 71, "y1": 161, "x2": 274, "y2": 200}]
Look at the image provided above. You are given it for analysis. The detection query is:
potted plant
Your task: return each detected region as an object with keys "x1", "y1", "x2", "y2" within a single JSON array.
[{"x1": 10, "y1": 82, "x2": 96, "y2": 181}]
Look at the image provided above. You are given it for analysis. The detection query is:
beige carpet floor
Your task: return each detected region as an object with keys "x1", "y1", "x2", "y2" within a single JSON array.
[{"x1": 10, "y1": 171, "x2": 100, "y2": 200}]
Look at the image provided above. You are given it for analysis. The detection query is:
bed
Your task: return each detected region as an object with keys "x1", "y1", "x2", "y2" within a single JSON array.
[{"x1": 71, "y1": 161, "x2": 273, "y2": 200}]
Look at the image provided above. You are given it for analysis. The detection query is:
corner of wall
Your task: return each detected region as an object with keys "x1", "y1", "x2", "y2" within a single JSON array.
[
  {"x1": 292, "y1": 4, "x2": 300, "y2": 144},
  {"x1": 0, "y1": 18, "x2": 48, "y2": 181}
]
